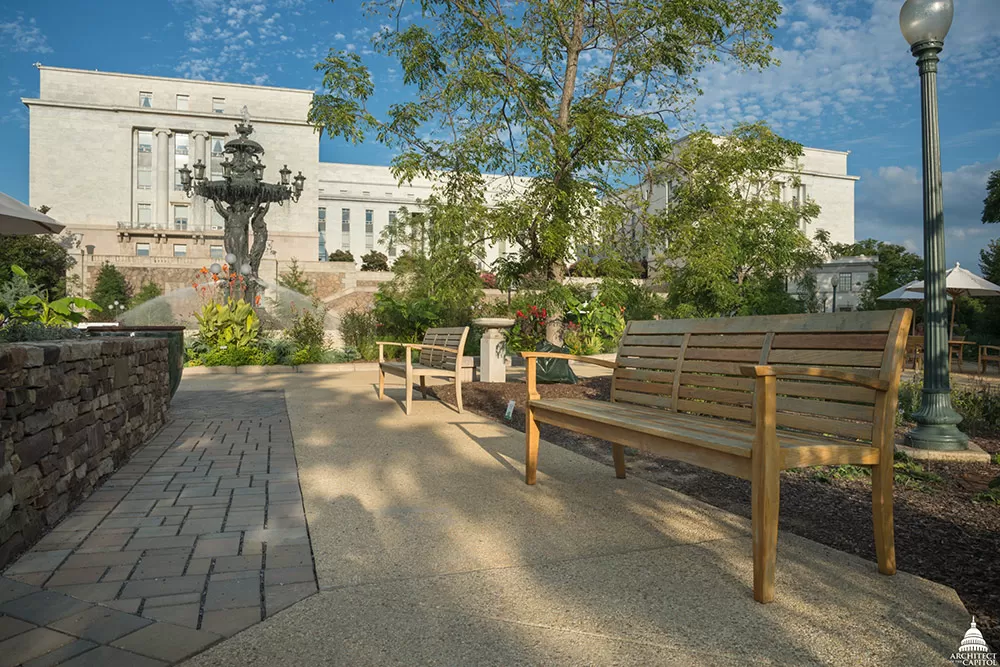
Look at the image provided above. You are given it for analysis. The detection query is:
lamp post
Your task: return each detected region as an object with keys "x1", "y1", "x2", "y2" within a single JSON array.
[
  {"x1": 900, "y1": 0, "x2": 968, "y2": 451},
  {"x1": 830, "y1": 277, "x2": 838, "y2": 313}
]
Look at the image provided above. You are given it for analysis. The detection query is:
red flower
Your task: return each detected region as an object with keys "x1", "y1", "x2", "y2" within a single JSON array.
[
  {"x1": 191, "y1": 282, "x2": 198, "y2": 289},
  {"x1": 254, "y1": 295, "x2": 261, "y2": 306},
  {"x1": 541, "y1": 308, "x2": 547, "y2": 317},
  {"x1": 516, "y1": 310, "x2": 524, "y2": 318}
]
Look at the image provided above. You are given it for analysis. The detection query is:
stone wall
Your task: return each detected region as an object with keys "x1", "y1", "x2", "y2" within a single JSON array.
[{"x1": 0, "y1": 338, "x2": 170, "y2": 567}]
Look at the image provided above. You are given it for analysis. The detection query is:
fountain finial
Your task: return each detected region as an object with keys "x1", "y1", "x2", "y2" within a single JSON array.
[{"x1": 241, "y1": 105, "x2": 250, "y2": 125}]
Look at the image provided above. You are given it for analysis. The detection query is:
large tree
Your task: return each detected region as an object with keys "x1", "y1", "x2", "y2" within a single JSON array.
[
  {"x1": 983, "y1": 169, "x2": 1000, "y2": 224},
  {"x1": 830, "y1": 239, "x2": 923, "y2": 311},
  {"x1": 652, "y1": 124, "x2": 823, "y2": 317},
  {"x1": 310, "y1": 0, "x2": 782, "y2": 338},
  {"x1": 0, "y1": 234, "x2": 71, "y2": 298}
]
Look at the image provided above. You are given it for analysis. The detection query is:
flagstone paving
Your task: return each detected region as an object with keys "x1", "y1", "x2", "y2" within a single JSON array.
[{"x1": 0, "y1": 389, "x2": 318, "y2": 665}]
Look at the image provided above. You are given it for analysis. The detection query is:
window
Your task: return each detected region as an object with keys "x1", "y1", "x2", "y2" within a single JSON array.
[
  {"x1": 212, "y1": 97, "x2": 225, "y2": 113},
  {"x1": 838, "y1": 272, "x2": 852, "y2": 292},
  {"x1": 211, "y1": 137, "x2": 225, "y2": 177},
  {"x1": 175, "y1": 133, "x2": 189, "y2": 156},
  {"x1": 137, "y1": 203, "x2": 152, "y2": 224},
  {"x1": 139, "y1": 91, "x2": 152, "y2": 108},
  {"x1": 210, "y1": 245, "x2": 224, "y2": 259},
  {"x1": 174, "y1": 133, "x2": 190, "y2": 190},
  {"x1": 135, "y1": 243, "x2": 150, "y2": 257},
  {"x1": 137, "y1": 131, "x2": 153, "y2": 189},
  {"x1": 173, "y1": 205, "x2": 189, "y2": 231},
  {"x1": 173, "y1": 244, "x2": 187, "y2": 257},
  {"x1": 341, "y1": 208, "x2": 351, "y2": 250},
  {"x1": 210, "y1": 208, "x2": 224, "y2": 231},
  {"x1": 318, "y1": 207, "x2": 328, "y2": 261},
  {"x1": 365, "y1": 209, "x2": 374, "y2": 249},
  {"x1": 176, "y1": 94, "x2": 189, "y2": 111}
]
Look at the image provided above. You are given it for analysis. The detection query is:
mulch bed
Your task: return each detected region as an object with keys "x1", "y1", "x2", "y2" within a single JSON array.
[{"x1": 432, "y1": 377, "x2": 1000, "y2": 646}]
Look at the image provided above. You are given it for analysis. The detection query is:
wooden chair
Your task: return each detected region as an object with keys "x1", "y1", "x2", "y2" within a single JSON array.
[
  {"x1": 377, "y1": 326, "x2": 469, "y2": 415},
  {"x1": 950, "y1": 335, "x2": 966, "y2": 372},
  {"x1": 905, "y1": 335, "x2": 923, "y2": 370},
  {"x1": 980, "y1": 345, "x2": 1000, "y2": 375},
  {"x1": 523, "y1": 309, "x2": 912, "y2": 603}
]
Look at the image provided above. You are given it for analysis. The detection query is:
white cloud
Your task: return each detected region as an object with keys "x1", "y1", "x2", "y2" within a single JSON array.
[
  {"x1": 333, "y1": 32, "x2": 345, "y2": 40},
  {"x1": 856, "y1": 156, "x2": 1000, "y2": 269},
  {"x1": 0, "y1": 15, "x2": 52, "y2": 53}
]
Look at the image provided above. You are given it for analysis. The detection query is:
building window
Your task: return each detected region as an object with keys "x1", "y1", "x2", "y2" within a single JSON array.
[
  {"x1": 212, "y1": 97, "x2": 225, "y2": 114},
  {"x1": 173, "y1": 205, "x2": 189, "y2": 231},
  {"x1": 139, "y1": 91, "x2": 152, "y2": 108},
  {"x1": 210, "y1": 208, "x2": 224, "y2": 231},
  {"x1": 137, "y1": 131, "x2": 153, "y2": 189},
  {"x1": 174, "y1": 133, "x2": 190, "y2": 190},
  {"x1": 365, "y1": 209, "x2": 374, "y2": 249},
  {"x1": 341, "y1": 208, "x2": 350, "y2": 250},
  {"x1": 838, "y1": 272, "x2": 852, "y2": 292},
  {"x1": 176, "y1": 94, "x2": 189, "y2": 111},
  {"x1": 173, "y1": 244, "x2": 187, "y2": 257},
  {"x1": 210, "y1": 245, "x2": 224, "y2": 259},
  {"x1": 318, "y1": 207, "x2": 328, "y2": 261},
  {"x1": 137, "y1": 203, "x2": 152, "y2": 224},
  {"x1": 136, "y1": 243, "x2": 150, "y2": 257},
  {"x1": 211, "y1": 137, "x2": 225, "y2": 177}
]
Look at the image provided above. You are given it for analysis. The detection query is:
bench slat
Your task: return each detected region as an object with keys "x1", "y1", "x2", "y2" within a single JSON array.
[
  {"x1": 627, "y1": 310, "x2": 899, "y2": 335},
  {"x1": 678, "y1": 385, "x2": 752, "y2": 406},
  {"x1": 681, "y1": 347, "x2": 762, "y2": 363},
  {"x1": 618, "y1": 345, "x2": 683, "y2": 359},
  {"x1": 775, "y1": 379, "x2": 877, "y2": 404},
  {"x1": 615, "y1": 368, "x2": 675, "y2": 384},
  {"x1": 777, "y1": 396, "x2": 875, "y2": 422},
  {"x1": 766, "y1": 349, "x2": 884, "y2": 368},
  {"x1": 776, "y1": 412, "x2": 872, "y2": 442},
  {"x1": 771, "y1": 333, "x2": 887, "y2": 350},
  {"x1": 679, "y1": 373, "x2": 755, "y2": 392}
]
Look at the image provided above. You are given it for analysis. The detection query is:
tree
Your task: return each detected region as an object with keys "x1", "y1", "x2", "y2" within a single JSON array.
[
  {"x1": 983, "y1": 169, "x2": 1000, "y2": 224},
  {"x1": 90, "y1": 263, "x2": 132, "y2": 320},
  {"x1": 277, "y1": 259, "x2": 314, "y2": 296},
  {"x1": 361, "y1": 250, "x2": 389, "y2": 272},
  {"x1": 327, "y1": 249, "x2": 355, "y2": 263},
  {"x1": 980, "y1": 238, "x2": 1000, "y2": 284},
  {"x1": 830, "y1": 239, "x2": 923, "y2": 310},
  {"x1": 652, "y1": 125, "x2": 823, "y2": 317},
  {"x1": 310, "y1": 0, "x2": 781, "y2": 339},
  {"x1": 0, "y1": 235, "x2": 71, "y2": 298},
  {"x1": 130, "y1": 281, "x2": 162, "y2": 308}
]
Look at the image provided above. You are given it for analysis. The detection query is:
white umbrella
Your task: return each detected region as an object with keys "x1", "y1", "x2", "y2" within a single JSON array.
[
  {"x1": 877, "y1": 284, "x2": 925, "y2": 301},
  {"x1": 902, "y1": 263, "x2": 1000, "y2": 337},
  {"x1": 0, "y1": 192, "x2": 64, "y2": 235}
]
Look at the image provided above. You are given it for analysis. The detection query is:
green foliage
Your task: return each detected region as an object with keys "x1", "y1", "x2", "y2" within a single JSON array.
[
  {"x1": 277, "y1": 258, "x2": 314, "y2": 296},
  {"x1": 830, "y1": 239, "x2": 923, "y2": 311},
  {"x1": 563, "y1": 296, "x2": 625, "y2": 354},
  {"x1": 594, "y1": 276, "x2": 668, "y2": 322},
  {"x1": 739, "y1": 275, "x2": 806, "y2": 316},
  {"x1": 892, "y1": 451, "x2": 943, "y2": 492},
  {"x1": 983, "y1": 169, "x2": 1000, "y2": 224},
  {"x1": 195, "y1": 299, "x2": 261, "y2": 350},
  {"x1": 973, "y1": 488, "x2": 1000, "y2": 505},
  {"x1": 203, "y1": 345, "x2": 270, "y2": 367},
  {"x1": 310, "y1": 0, "x2": 781, "y2": 302},
  {"x1": 339, "y1": 307, "x2": 379, "y2": 360},
  {"x1": 797, "y1": 273, "x2": 821, "y2": 313},
  {"x1": 2, "y1": 265, "x2": 101, "y2": 326},
  {"x1": 812, "y1": 465, "x2": 870, "y2": 484},
  {"x1": 327, "y1": 249, "x2": 355, "y2": 262},
  {"x1": 284, "y1": 303, "x2": 328, "y2": 364},
  {"x1": 653, "y1": 124, "x2": 823, "y2": 317},
  {"x1": 361, "y1": 250, "x2": 389, "y2": 272},
  {"x1": 505, "y1": 305, "x2": 548, "y2": 354},
  {"x1": 90, "y1": 263, "x2": 132, "y2": 319},
  {"x1": 131, "y1": 282, "x2": 162, "y2": 308},
  {"x1": 0, "y1": 234, "x2": 71, "y2": 298},
  {"x1": 0, "y1": 322, "x2": 89, "y2": 343},
  {"x1": 897, "y1": 378, "x2": 1000, "y2": 437}
]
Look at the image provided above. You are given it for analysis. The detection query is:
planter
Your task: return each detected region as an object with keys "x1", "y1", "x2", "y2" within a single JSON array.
[{"x1": 84, "y1": 325, "x2": 185, "y2": 399}]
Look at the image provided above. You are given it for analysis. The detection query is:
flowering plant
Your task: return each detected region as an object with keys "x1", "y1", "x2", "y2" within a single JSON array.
[{"x1": 505, "y1": 304, "x2": 547, "y2": 353}]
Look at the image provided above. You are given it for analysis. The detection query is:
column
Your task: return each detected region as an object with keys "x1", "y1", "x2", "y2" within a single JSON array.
[
  {"x1": 153, "y1": 128, "x2": 171, "y2": 226},
  {"x1": 191, "y1": 131, "x2": 208, "y2": 230}
]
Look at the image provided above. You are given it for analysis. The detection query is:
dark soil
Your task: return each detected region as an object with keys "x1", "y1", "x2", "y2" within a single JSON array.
[{"x1": 433, "y1": 377, "x2": 1000, "y2": 646}]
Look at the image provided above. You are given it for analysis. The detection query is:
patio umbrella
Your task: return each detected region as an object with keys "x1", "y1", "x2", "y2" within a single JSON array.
[
  {"x1": 0, "y1": 192, "x2": 64, "y2": 235},
  {"x1": 877, "y1": 283, "x2": 950, "y2": 334},
  {"x1": 901, "y1": 263, "x2": 1000, "y2": 338}
]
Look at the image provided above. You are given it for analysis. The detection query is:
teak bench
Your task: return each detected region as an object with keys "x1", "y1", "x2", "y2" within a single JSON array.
[
  {"x1": 522, "y1": 309, "x2": 912, "y2": 603},
  {"x1": 378, "y1": 326, "x2": 469, "y2": 415}
]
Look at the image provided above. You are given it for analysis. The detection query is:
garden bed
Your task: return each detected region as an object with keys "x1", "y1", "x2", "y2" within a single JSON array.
[{"x1": 431, "y1": 376, "x2": 1000, "y2": 645}]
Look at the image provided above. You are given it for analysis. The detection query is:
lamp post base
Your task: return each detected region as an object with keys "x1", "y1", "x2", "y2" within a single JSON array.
[{"x1": 905, "y1": 391, "x2": 969, "y2": 451}]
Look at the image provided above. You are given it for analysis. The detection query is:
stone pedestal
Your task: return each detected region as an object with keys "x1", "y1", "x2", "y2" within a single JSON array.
[{"x1": 473, "y1": 318, "x2": 515, "y2": 384}]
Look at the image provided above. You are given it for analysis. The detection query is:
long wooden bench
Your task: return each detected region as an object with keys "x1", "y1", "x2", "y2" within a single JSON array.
[
  {"x1": 523, "y1": 309, "x2": 912, "y2": 603},
  {"x1": 378, "y1": 326, "x2": 469, "y2": 415}
]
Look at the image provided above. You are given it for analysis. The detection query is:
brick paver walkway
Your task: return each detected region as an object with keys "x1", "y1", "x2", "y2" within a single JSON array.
[{"x1": 0, "y1": 389, "x2": 318, "y2": 665}]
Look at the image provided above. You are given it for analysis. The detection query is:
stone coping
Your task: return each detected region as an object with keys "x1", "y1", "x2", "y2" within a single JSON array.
[{"x1": 184, "y1": 362, "x2": 379, "y2": 375}]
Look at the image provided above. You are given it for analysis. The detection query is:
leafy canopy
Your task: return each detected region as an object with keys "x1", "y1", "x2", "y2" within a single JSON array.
[
  {"x1": 310, "y1": 0, "x2": 782, "y2": 279},
  {"x1": 830, "y1": 239, "x2": 923, "y2": 310},
  {"x1": 983, "y1": 169, "x2": 1000, "y2": 224},
  {"x1": 277, "y1": 258, "x2": 314, "y2": 296},
  {"x1": 652, "y1": 124, "x2": 823, "y2": 317},
  {"x1": 90, "y1": 262, "x2": 132, "y2": 318},
  {"x1": 0, "y1": 234, "x2": 72, "y2": 298}
]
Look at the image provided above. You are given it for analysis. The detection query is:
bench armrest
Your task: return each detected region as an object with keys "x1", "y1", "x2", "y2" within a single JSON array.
[
  {"x1": 520, "y1": 352, "x2": 618, "y2": 369},
  {"x1": 739, "y1": 365, "x2": 889, "y2": 392},
  {"x1": 980, "y1": 345, "x2": 1000, "y2": 354}
]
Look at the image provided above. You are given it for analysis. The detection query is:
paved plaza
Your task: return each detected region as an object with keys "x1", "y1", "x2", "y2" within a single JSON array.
[{"x1": 0, "y1": 369, "x2": 974, "y2": 665}]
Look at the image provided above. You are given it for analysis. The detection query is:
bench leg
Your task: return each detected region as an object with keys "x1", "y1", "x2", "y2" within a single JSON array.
[
  {"x1": 751, "y1": 449, "x2": 779, "y2": 604},
  {"x1": 612, "y1": 444, "x2": 626, "y2": 479},
  {"x1": 525, "y1": 403, "x2": 539, "y2": 485},
  {"x1": 420, "y1": 376, "x2": 427, "y2": 399},
  {"x1": 872, "y1": 459, "x2": 896, "y2": 575},
  {"x1": 405, "y1": 369, "x2": 413, "y2": 416},
  {"x1": 455, "y1": 377, "x2": 463, "y2": 414},
  {"x1": 378, "y1": 366, "x2": 385, "y2": 400}
]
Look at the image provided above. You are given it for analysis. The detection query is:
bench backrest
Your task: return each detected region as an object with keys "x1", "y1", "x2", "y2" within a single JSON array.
[
  {"x1": 419, "y1": 326, "x2": 469, "y2": 370},
  {"x1": 612, "y1": 309, "x2": 912, "y2": 445}
]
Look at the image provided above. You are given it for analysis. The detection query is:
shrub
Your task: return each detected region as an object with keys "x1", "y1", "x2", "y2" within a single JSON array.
[
  {"x1": 0, "y1": 234, "x2": 71, "y2": 298},
  {"x1": 277, "y1": 259, "x2": 314, "y2": 296},
  {"x1": 195, "y1": 299, "x2": 261, "y2": 350},
  {"x1": 564, "y1": 295, "x2": 625, "y2": 353},
  {"x1": 286, "y1": 305, "x2": 326, "y2": 351},
  {"x1": 90, "y1": 262, "x2": 132, "y2": 319},
  {"x1": 328, "y1": 249, "x2": 355, "y2": 263},
  {"x1": 131, "y1": 281, "x2": 162, "y2": 308},
  {"x1": 896, "y1": 378, "x2": 1000, "y2": 436},
  {"x1": 505, "y1": 305, "x2": 547, "y2": 353},
  {"x1": 361, "y1": 251, "x2": 389, "y2": 272},
  {"x1": 339, "y1": 308, "x2": 379, "y2": 360},
  {"x1": 0, "y1": 322, "x2": 89, "y2": 343},
  {"x1": 203, "y1": 345, "x2": 270, "y2": 367}
]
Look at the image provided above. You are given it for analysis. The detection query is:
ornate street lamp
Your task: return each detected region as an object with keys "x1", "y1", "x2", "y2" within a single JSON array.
[
  {"x1": 182, "y1": 106, "x2": 305, "y2": 304},
  {"x1": 900, "y1": 0, "x2": 968, "y2": 450}
]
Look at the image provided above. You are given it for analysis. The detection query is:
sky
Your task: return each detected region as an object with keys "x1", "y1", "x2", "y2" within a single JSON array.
[{"x1": 1, "y1": 0, "x2": 999, "y2": 272}]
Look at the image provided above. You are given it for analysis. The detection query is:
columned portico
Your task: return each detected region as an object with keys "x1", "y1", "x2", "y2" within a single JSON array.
[{"x1": 153, "y1": 128, "x2": 171, "y2": 225}]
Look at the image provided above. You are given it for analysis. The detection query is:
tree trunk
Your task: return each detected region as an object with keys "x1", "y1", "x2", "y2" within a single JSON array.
[{"x1": 546, "y1": 260, "x2": 565, "y2": 345}]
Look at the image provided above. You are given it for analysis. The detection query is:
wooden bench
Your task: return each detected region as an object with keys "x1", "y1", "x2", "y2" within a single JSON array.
[
  {"x1": 523, "y1": 309, "x2": 912, "y2": 603},
  {"x1": 980, "y1": 345, "x2": 1000, "y2": 374},
  {"x1": 378, "y1": 326, "x2": 470, "y2": 415}
]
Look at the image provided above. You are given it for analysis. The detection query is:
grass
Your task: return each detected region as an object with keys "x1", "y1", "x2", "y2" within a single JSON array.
[{"x1": 810, "y1": 452, "x2": 942, "y2": 493}]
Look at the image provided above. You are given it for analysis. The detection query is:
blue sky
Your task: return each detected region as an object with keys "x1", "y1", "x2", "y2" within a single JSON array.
[{"x1": 1, "y1": 0, "x2": 999, "y2": 271}]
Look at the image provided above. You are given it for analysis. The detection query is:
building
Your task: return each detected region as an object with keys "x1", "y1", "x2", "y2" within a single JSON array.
[
  {"x1": 22, "y1": 66, "x2": 524, "y2": 288},
  {"x1": 790, "y1": 255, "x2": 878, "y2": 312}
]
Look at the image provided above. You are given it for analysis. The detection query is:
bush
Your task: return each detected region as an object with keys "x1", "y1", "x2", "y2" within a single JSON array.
[
  {"x1": 361, "y1": 251, "x2": 389, "y2": 272},
  {"x1": 0, "y1": 322, "x2": 89, "y2": 343},
  {"x1": 506, "y1": 305, "x2": 547, "y2": 353},
  {"x1": 277, "y1": 259, "x2": 314, "y2": 296},
  {"x1": 339, "y1": 308, "x2": 379, "y2": 360},
  {"x1": 130, "y1": 281, "x2": 162, "y2": 308},
  {"x1": 0, "y1": 234, "x2": 71, "y2": 298},
  {"x1": 286, "y1": 306, "x2": 326, "y2": 351},
  {"x1": 90, "y1": 262, "x2": 132, "y2": 319},
  {"x1": 897, "y1": 378, "x2": 1000, "y2": 436},
  {"x1": 203, "y1": 345, "x2": 270, "y2": 367},
  {"x1": 195, "y1": 299, "x2": 261, "y2": 350},
  {"x1": 328, "y1": 249, "x2": 355, "y2": 263}
]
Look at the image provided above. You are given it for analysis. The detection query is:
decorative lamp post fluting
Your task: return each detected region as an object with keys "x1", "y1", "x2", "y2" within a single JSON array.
[
  {"x1": 179, "y1": 106, "x2": 305, "y2": 305},
  {"x1": 900, "y1": 0, "x2": 968, "y2": 451}
]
